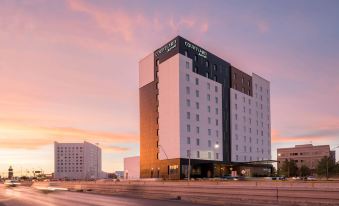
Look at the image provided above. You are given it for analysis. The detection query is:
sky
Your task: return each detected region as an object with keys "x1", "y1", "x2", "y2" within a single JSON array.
[{"x1": 0, "y1": 0, "x2": 338, "y2": 176}]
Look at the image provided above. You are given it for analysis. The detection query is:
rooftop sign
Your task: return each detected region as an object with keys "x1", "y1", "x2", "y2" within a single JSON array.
[
  {"x1": 184, "y1": 41, "x2": 207, "y2": 59},
  {"x1": 155, "y1": 39, "x2": 177, "y2": 57}
]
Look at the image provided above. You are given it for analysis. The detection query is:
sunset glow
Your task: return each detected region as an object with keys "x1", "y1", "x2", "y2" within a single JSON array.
[{"x1": 0, "y1": 0, "x2": 338, "y2": 175}]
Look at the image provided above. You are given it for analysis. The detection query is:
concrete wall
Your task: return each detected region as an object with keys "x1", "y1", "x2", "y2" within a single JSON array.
[
  {"x1": 139, "y1": 53, "x2": 154, "y2": 88},
  {"x1": 124, "y1": 156, "x2": 140, "y2": 179}
]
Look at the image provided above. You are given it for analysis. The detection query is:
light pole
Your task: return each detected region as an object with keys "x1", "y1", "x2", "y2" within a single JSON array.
[
  {"x1": 326, "y1": 146, "x2": 339, "y2": 180},
  {"x1": 188, "y1": 149, "x2": 191, "y2": 181},
  {"x1": 214, "y1": 143, "x2": 219, "y2": 177}
]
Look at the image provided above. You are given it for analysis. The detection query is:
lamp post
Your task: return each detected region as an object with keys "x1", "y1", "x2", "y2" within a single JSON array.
[
  {"x1": 214, "y1": 143, "x2": 219, "y2": 177},
  {"x1": 188, "y1": 149, "x2": 191, "y2": 181},
  {"x1": 326, "y1": 146, "x2": 339, "y2": 180}
]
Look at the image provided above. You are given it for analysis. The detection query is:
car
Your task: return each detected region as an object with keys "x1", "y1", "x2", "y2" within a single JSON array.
[
  {"x1": 292, "y1": 177, "x2": 301, "y2": 180},
  {"x1": 4, "y1": 180, "x2": 21, "y2": 187},
  {"x1": 307, "y1": 176, "x2": 316, "y2": 181}
]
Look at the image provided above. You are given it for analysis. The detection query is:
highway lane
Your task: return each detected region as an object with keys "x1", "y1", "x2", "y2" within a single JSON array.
[{"x1": 0, "y1": 185, "x2": 208, "y2": 206}]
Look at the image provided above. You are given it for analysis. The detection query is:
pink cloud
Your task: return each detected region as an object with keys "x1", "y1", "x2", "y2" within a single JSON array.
[
  {"x1": 256, "y1": 20, "x2": 269, "y2": 33},
  {"x1": 0, "y1": 123, "x2": 138, "y2": 150}
]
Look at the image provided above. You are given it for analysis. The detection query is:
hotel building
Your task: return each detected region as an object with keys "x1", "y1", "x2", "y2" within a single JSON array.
[
  {"x1": 54, "y1": 141, "x2": 102, "y2": 180},
  {"x1": 139, "y1": 36, "x2": 271, "y2": 179}
]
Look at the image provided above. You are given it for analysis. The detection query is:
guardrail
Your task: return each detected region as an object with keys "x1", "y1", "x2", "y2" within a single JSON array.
[{"x1": 32, "y1": 181, "x2": 339, "y2": 205}]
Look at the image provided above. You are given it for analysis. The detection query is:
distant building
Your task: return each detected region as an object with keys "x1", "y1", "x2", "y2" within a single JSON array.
[
  {"x1": 124, "y1": 156, "x2": 140, "y2": 179},
  {"x1": 8, "y1": 166, "x2": 13, "y2": 179},
  {"x1": 277, "y1": 144, "x2": 336, "y2": 172},
  {"x1": 54, "y1": 141, "x2": 103, "y2": 180}
]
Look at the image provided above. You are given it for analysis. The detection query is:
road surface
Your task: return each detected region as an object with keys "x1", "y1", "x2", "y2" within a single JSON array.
[{"x1": 0, "y1": 185, "x2": 207, "y2": 206}]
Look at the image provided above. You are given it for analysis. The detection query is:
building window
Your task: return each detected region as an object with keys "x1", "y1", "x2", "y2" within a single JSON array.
[
  {"x1": 194, "y1": 55, "x2": 198, "y2": 61},
  {"x1": 215, "y1": 86, "x2": 218, "y2": 92},
  {"x1": 194, "y1": 66, "x2": 198, "y2": 73},
  {"x1": 206, "y1": 72, "x2": 209, "y2": 78},
  {"x1": 213, "y1": 64, "x2": 217, "y2": 71},
  {"x1": 187, "y1": 137, "x2": 190, "y2": 144},
  {"x1": 235, "y1": 104, "x2": 237, "y2": 110},
  {"x1": 197, "y1": 151, "x2": 200, "y2": 158},
  {"x1": 186, "y1": 112, "x2": 190, "y2": 119},
  {"x1": 187, "y1": 125, "x2": 191, "y2": 132},
  {"x1": 187, "y1": 150, "x2": 190, "y2": 157},
  {"x1": 208, "y1": 117, "x2": 211, "y2": 124},
  {"x1": 236, "y1": 155, "x2": 239, "y2": 161},
  {"x1": 185, "y1": 50, "x2": 188, "y2": 56},
  {"x1": 235, "y1": 114, "x2": 238, "y2": 120},
  {"x1": 208, "y1": 129, "x2": 211, "y2": 135},
  {"x1": 195, "y1": 78, "x2": 199, "y2": 85},
  {"x1": 186, "y1": 99, "x2": 191, "y2": 107},
  {"x1": 235, "y1": 93, "x2": 237, "y2": 99},
  {"x1": 186, "y1": 61, "x2": 189, "y2": 69},
  {"x1": 215, "y1": 97, "x2": 218, "y2": 103},
  {"x1": 196, "y1": 102, "x2": 199, "y2": 109},
  {"x1": 196, "y1": 127, "x2": 200, "y2": 134},
  {"x1": 208, "y1": 152, "x2": 211, "y2": 159},
  {"x1": 196, "y1": 138, "x2": 200, "y2": 146},
  {"x1": 215, "y1": 119, "x2": 218, "y2": 126},
  {"x1": 208, "y1": 106, "x2": 211, "y2": 113},
  {"x1": 195, "y1": 90, "x2": 199, "y2": 97},
  {"x1": 186, "y1": 86, "x2": 190, "y2": 94},
  {"x1": 207, "y1": 83, "x2": 210, "y2": 90},
  {"x1": 236, "y1": 145, "x2": 238, "y2": 151},
  {"x1": 213, "y1": 76, "x2": 217, "y2": 81},
  {"x1": 208, "y1": 140, "x2": 212, "y2": 147},
  {"x1": 215, "y1": 108, "x2": 218, "y2": 115},
  {"x1": 207, "y1": 94, "x2": 211, "y2": 101},
  {"x1": 205, "y1": 60, "x2": 209, "y2": 67},
  {"x1": 216, "y1": 130, "x2": 219, "y2": 137},
  {"x1": 196, "y1": 114, "x2": 199, "y2": 121},
  {"x1": 216, "y1": 153, "x2": 219, "y2": 160},
  {"x1": 186, "y1": 74, "x2": 190, "y2": 81}
]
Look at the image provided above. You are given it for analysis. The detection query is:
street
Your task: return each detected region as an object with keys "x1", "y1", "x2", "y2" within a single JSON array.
[{"x1": 0, "y1": 185, "x2": 206, "y2": 206}]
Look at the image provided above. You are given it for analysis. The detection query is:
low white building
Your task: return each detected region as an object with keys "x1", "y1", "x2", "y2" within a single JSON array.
[
  {"x1": 54, "y1": 141, "x2": 102, "y2": 180},
  {"x1": 124, "y1": 156, "x2": 140, "y2": 179}
]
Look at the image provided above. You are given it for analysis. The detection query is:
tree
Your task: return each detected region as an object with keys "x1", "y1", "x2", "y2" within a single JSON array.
[
  {"x1": 317, "y1": 156, "x2": 336, "y2": 180},
  {"x1": 300, "y1": 165, "x2": 311, "y2": 177},
  {"x1": 280, "y1": 159, "x2": 298, "y2": 177}
]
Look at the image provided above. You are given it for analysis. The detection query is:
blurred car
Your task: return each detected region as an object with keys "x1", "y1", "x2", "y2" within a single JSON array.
[
  {"x1": 292, "y1": 177, "x2": 301, "y2": 180},
  {"x1": 307, "y1": 176, "x2": 316, "y2": 181},
  {"x1": 4, "y1": 180, "x2": 21, "y2": 187}
]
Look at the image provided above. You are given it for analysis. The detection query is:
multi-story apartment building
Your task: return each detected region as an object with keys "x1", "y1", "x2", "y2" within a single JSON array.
[
  {"x1": 277, "y1": 144, "x2": 336, "y2": 171},
  {"x1": 54, "y1": 141, "x2": 102, "y2": 180},
  {"x1": 139, "y1": 36, "x2": 271, "y2": 179}
]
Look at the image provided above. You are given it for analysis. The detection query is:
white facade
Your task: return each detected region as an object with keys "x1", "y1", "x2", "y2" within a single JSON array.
[
  {"x1": 54, "y1": 141, "x2": 102, "y2": 180},
  {"x1": 158, "y1": 53, "x2": 223, "y2": 161},
  {"x1": 139, "y1": 53, "x2": 154, "y2": 88},
  {"x1": 230, "y1": 73, "x2": 271, "y2": 162},
  {"x1": 124, "y1": 156, "x2": 140, "y2": 179}
]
